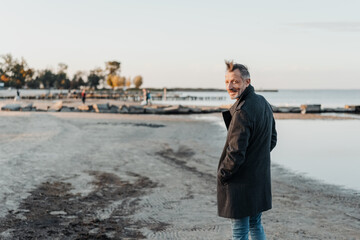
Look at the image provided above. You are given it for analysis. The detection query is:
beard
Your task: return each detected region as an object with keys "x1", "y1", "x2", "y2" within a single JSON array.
[{"x1": 229, "y1": 85, "x2": 247, "y2": 99}]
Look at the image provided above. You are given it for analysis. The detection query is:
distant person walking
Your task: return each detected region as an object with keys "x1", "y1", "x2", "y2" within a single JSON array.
[
  {"x1": 14, "y1": 89, "x2": 20, "y2": 101},
  {"x1": 146, "y1": 90, "x2": 152, "y2": 105},
  {"x1": 81, "y1": 89, "x2": 86, "y2": 104},
  {"x1": 217, "y1": 61, "x2": 277, "y2": 240}
]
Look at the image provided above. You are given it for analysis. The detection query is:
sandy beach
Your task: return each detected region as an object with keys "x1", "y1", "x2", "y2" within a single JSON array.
[{"x1": 0, "y1": 111, "x2": 359, "y2": 239}]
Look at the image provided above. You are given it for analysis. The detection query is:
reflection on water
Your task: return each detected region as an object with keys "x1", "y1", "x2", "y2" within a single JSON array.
[{"x1": 272, "y1": 119, "x2": 360, "y2": 191}]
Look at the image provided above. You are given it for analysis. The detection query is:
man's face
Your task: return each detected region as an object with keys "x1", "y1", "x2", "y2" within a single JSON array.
[{"x1": 225, "y1": 69, "x2": 250, "y2": 99}]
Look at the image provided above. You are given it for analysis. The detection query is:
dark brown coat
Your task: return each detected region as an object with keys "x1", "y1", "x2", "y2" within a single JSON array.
[{"x1": 217, "y1": 85, "x2": 277, "y2": 218}]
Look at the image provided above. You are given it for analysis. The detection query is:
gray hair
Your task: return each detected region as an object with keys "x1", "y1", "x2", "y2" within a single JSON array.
[{"x1": 225, "y1": 60, "x2": 250, "y2": 80}]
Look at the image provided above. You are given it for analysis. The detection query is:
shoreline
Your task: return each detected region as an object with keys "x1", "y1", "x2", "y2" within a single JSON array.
[
  {"x1": 0, "y1": 112, "x2": 359, "y2": 239},
  {"x1": 1, "y1": 99, "x2": 360, "y2": 116},
  {"x1": 1, "y1": 108, "x2": 358, "y2": 121}
]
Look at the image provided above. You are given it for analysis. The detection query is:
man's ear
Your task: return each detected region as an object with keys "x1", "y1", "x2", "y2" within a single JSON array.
[{"x1": 246, "y1": 78, "x2": 251, "y2": 87}]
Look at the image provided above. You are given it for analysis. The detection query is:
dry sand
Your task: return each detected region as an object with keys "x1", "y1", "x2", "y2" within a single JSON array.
[{"x1": 0, "y1": 112, "x2": 359, "y2": 239}]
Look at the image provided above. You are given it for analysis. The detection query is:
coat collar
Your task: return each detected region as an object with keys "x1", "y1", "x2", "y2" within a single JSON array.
[
  {"x1": 230, "y1": 84, "x2": 254, "y2": 115},
  {"x1": 222, "y1": 84, "x2": 254, "y2": 130}
]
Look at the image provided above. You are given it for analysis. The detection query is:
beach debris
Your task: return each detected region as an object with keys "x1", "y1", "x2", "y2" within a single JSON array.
[
  {"x1": 93, "y1": 103, "x2": 110, "y2": 113},
  {"x1": 344, "y1": 104, "x2": 360, "y2": 113},
  {"x1": 109, "y1": 105, "x2": 119, "y2": 113},
  {"x1": 353, "y1": 105, "x2": 360, "y2": 113},
  {"x1": 345, "y1": 105, "x2": 356, "y2": 109},
  {"x1": 322, "y1": 107, "x2": 355, "y2": 113},
  {"x1": 128, "y1": 105, "x2": 144, "y2": 114},
  {"x1": 33, "y1": 102, "x2": 50, "y2": 111},
  {"x1": 300, "y1": 104, "x2": 321, "y2": 114},
  {"x1": 1, "y1": 104, "x2": 21, "y2": 111},
  {"x1": 144, "y1": 107, "x2": 164, "y2": 114},
  {"x1": 48, "y1": 101, "x2": 63, "y2": 112},
  {"x1": 278, "y1": 106, "x2": 301, "y2": 113},
  {"x1": 60, "y1": 106, "x2": 74, "y2": 112},
  {"x1": 119, "y1": 105, "x2": 129, "y2": 113},
  {"x1": 178, "y1": 106, "x2": 191, "y2": 113},
  {"x1": 189, "y1": 107, "x2": 202, "y2": 113},
  {"x1": 199, "y1": 106, "x2": 224, "y2": 113},
  {"x1": 1, "y1": 100, "x2": 358, "y2": 115},
  {"x1": 49, "y1": 211, "x2": 67, "y2": 216},
  {"x1": 21, "y1": 103, "x2": 33, "y2": 111},
  {"x1": 88, "y1": 228, "x2": 99, "y2": 234},
  {"x1": 344, "y1": 105, "x2": 360, "y2": 112},
  {"x1": 77, "y1": 105, "x2": 90, "y2": 111},
  {"x1": 162, "y1": 105, "x2": 182, "y2": 114}
]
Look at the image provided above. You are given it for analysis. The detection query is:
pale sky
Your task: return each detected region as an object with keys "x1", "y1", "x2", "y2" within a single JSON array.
[{"x1": 1, "y1": 0, "x2": 360, "y2": 89}]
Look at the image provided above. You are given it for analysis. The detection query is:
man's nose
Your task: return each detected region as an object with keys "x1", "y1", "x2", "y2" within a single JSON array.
[{"x1": 227, "y1": 81, "x2": 233, "y2": 89}]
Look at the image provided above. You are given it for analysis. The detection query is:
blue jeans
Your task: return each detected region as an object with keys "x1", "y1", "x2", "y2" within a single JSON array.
[{"x1": 231, "y1": 212, "x2": 266, "y2": 240}]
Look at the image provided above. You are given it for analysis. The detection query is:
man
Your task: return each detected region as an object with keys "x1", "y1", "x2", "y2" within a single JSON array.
[
  {"x1": 81, "y1": 89, "x2": 86, "y2": 104},
  {"x1": 146, "y1": 90, "x2": 152, "y2": 105},
  {"x1": 217, "y1": 61, "x2": 277, "y2": 240}
]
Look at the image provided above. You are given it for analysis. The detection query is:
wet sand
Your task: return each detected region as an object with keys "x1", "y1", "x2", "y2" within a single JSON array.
[{"x1": 0, "y1": 112, "x2": 359, "y2": 239}]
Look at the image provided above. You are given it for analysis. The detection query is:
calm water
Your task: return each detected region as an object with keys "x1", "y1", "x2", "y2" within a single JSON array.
[
  {"x1": 155, "y1": 89, "x2": 360, "y2": 107},
  {"x1": 2, "y1": 89, "x2": 360, "y2": 108},
  {"x1": 271, "y1": 120, "x2": 360, "y2": 191},
  {"x1": 201, "y1": 115, "x2": 360, "y2": 192}
]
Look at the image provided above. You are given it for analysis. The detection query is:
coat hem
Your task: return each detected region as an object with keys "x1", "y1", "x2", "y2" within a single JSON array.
[{"x1": 217, "y1": 207, "x2": 272, "y2": 219}]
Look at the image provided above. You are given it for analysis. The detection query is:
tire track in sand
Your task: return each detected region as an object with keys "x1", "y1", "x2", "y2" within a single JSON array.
[
  {"x1": 155, "y1": 144, "x2": 215, "y2": 184},
  {"x1": 129, "y1": 144, "x2": 227, "y2": 239}
]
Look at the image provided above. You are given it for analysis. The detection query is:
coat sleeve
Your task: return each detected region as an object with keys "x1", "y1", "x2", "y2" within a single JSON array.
[
  {"x1": 270, "y1": 116, "x2": 277, "y2": 152},
  {"x1": 218, "y1": 110, "x2": 251, "y2": 184}
]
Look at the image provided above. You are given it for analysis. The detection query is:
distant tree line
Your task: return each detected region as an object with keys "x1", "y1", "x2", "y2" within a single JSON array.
[{"x1": 0, "y1": 54, "x2": 143, "y2": 90}]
